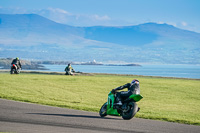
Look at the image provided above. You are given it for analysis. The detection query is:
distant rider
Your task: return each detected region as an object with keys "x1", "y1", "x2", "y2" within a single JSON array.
[
  {"x1": 112, "y1": 79, "x2": 140, "y2": 105},
  {"x1": 65, "y1": 63, "x2": 75, "y2": 75},
  {"x1": 11, "y1": 57, "x2": 22, "y2": 69}
]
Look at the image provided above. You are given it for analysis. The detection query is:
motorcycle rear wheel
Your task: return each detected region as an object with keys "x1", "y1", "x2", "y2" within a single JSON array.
[
  {"x1": 10, "y1": 69, "x2": 14, "y2": 74},
  {"x1": 122, "y1": 102, "x2": 138, "y2": 120},
  {"x1": 99, "y1": 102, "x2": 107, "y2": 117},
  {"x1": 16, "y1": 70, "x2": 20, "y2": 74}
]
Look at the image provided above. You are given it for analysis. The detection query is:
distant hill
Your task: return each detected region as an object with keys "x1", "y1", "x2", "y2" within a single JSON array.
[{"x1": 0, "y1": 14, "x2": 200, "y2": 64}]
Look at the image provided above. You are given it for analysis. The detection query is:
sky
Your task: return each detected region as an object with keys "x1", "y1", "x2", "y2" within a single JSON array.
[{"x1": 0, "y1": 0, "x2": 200, "y2": 33}]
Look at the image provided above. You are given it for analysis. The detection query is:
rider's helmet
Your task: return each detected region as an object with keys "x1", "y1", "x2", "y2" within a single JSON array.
[
  {"x1": 131, "y1": 79, "x2": 140, "y2": 94},
  {"x1": 131, "y1": 79, "x2": 139, "y2": 84},
  {"x1": 16, "y1": 57, "x2": 19, "y2": 60}
]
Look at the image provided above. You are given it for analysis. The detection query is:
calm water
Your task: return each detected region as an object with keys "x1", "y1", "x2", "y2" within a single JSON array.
[{"x1": 42, "y1": 64, "x2": 200, "y2": 79}]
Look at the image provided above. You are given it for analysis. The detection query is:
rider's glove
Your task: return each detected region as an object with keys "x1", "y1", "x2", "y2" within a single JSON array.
[{"x1": 111, "y1": 89, "x2": 116, "y2": 94}]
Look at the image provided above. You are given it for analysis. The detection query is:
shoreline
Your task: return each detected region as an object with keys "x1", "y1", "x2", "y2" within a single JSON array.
[{"x1": 0, "y1": 69, "x2": 199, "y2": 80}]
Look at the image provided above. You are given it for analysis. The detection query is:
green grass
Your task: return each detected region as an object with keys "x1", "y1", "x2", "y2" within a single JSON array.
[{"x1": 0, "y1": 73, "x2": 200, "y2": 125}]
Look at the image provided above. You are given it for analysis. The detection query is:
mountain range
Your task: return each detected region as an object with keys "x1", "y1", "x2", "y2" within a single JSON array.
[{"x1": 0, "y1": 14, "x2": 200, "y2": 64}]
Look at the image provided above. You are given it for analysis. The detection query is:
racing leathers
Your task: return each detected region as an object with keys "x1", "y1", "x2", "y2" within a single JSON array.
[
  {"x1": 113, "y1": 79, "x2": 140, "y2": 105},
  {"x1": 11, "y1": 58, "x2": 22, "y2": 69}
]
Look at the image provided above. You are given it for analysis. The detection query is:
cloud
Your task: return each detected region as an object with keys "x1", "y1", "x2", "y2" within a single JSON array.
[
  {"x1": 0, "y1": 7, "x2": 113, "y2": 26},
  {"x1": 162, "y1": 21, "x2": 198, "y2": 32},
  {"x1": 166, "y1": 22, "x2": 177, "y2": 27},
  {"x1": 42, "y1": 9, "x2": 112, "y2": 25},
  {"x1": 0, "y1": 7, "x2": 137, "y2": 27},
  {"x1": 37, "y1": 8, "x2": 114, "y2": 26},
  {"x1": 47, "y1": 8, "x2": 71, "y2": 15},
  {"x1": 92, "y1": 14, "x2": 111, "y2": 21},
  {"x1": 156, "y1": 21, "x2": 177, "y2": 27},
  {"x1": 157, "y1": 21, "x2": 164, "y2": 24},
  {"x1": 36, "y1": 8, "x2": 73, "y2": 24},
  {"x1": 2, "y1": 7, "x2": 197, "y2": 32},
  {"x1": 157, "y1": 21, "x2": 189, "y2": 28},
  {"x1": 181, "y1": 21, "x2": 187, "y2": 26}
]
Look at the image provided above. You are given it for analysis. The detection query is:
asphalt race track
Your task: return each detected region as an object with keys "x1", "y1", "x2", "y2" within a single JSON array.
[{"x1": 0, "y1": 99, "x2": 199, "y2": 133}]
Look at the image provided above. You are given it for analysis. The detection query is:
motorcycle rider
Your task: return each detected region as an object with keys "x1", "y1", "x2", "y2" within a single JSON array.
[
  {"x1": 112, "y1": 79, "x2": 140, "y2": 105},
  {"x1": 11, "y1": 57, "x2": 22, "y2": 69},
  {"x1": 65, "y1": 63, "x2": 75, "y2": 75}
]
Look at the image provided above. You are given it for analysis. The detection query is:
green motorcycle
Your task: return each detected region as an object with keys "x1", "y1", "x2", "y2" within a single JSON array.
[{"x1": 99, "y1": 90, "x2": 143, "y2": 120}]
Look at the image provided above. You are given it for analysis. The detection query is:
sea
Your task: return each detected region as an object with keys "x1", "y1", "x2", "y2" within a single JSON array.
[{"x1": 42, "y1": 64, "x2": 200, "y2": 79}]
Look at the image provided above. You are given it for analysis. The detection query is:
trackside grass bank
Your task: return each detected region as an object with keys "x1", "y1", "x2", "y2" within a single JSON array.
[{"x1": 0, "y1": 72, "x2": 199, "y2": 125}]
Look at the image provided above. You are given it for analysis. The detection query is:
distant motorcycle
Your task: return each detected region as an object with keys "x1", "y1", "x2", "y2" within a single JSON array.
[
  {"x1": 10, "y1": 64, "x2": 20, "y2": 74},
  {"x1": 99, "y1": 89, "x2": 143, "y2": 120}
]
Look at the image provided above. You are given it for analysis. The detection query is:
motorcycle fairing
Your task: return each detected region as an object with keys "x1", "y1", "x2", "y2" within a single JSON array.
[{"x1": 106, "y1": 92, "x2": 120, "y2": 116}]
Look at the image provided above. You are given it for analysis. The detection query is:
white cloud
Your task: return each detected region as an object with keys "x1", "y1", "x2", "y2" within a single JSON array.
[
  {"x1": 166, "y1": 22, "x2": 177, "y2": 27},
  {"x1": 35, "y1": 8, "x2": 113, "y2": 26},
  {"x1": 47, "y1": 8, "x2": 71, "y2": 15},
  {"x1": 156, "y1": 21, "x2": 177, "y2": 27},
  {"x1": 157, "y1": 21, "x2": 164, "y2": 24},
  {"x1": 38, "y1": 8, "x2": 113, "y2": 26},
  {"x1": 36, "y1": 8, "x2": 73, "y2": 24},
  {"x1": 93, "y1": 14, "x2": 111, "y2": 21},
  {"x1": 161, "y1": 21, "x2": 198, "y2": 33},
  {"x1": 0, "y1": 7, "x2": 113, "y2": 26},
  {"x1": 2, "y1": 7, "x2": 198, "y2": 32},
  {"x1": 181, "y1": 21, "x2": 187, "y2": 26},
  {"x1": 156, "y1": 21, "x2": 191, "y2": 30}
]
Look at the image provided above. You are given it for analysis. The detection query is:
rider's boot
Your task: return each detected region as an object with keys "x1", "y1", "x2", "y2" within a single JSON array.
[
  {"x1": 115, "y1": 97, "x2": 122, "y2": 105},
  {"x1": 116, "y1": 101, "x2": 122, "y2": 105},
  {"x1": 137, "y1": 107, "x2": 140, "y2": 112}
]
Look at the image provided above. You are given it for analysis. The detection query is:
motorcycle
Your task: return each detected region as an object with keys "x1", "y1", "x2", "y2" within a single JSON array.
[
  {"x1": 10, "y1": 64, "x2": 20, "y2": 74},
  {"x1": 99, "y1": 90, "x2": 143, "y2": 120}
]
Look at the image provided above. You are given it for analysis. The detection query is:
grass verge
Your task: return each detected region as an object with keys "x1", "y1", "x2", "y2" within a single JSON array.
[{"x1": 0, "y1": 72, "x2": 199, "y2": 125}]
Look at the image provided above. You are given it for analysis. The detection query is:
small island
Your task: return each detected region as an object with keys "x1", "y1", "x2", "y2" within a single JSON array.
[
  {"x1": 76, "y1": 60, "x2": 103, "y2": 65},
  {"x1": 106, "y1": 63, "x2": 141, "y2": 67}
]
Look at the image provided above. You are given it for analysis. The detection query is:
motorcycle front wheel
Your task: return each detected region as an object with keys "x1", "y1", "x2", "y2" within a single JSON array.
[
  {"x1": 99, "y1": 102, "x2": 107, "y2": 117},
  {"x1": 10, "y1": 69, "x2": 14, "y2": 74},
  {"x1": 122, "y1": 102, "x2": 138, "y2": 120}
]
